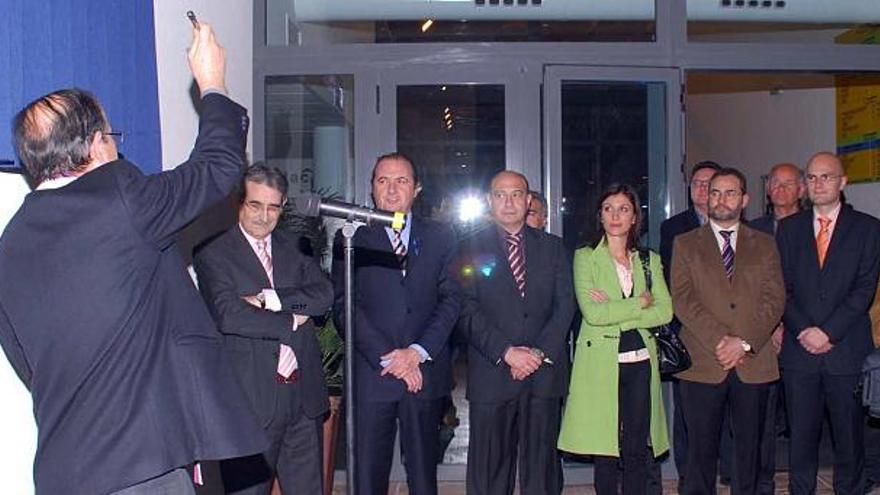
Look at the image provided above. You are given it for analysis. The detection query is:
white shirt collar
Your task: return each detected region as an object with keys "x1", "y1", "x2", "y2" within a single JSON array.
[{"x1": 35, "y1": 176, "x2": 78, "y2": 191}]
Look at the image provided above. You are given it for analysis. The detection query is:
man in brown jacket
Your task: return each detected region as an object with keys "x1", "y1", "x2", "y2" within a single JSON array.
[{"x1": 671, "y1": 166, "x2": 785, "y2": 495}]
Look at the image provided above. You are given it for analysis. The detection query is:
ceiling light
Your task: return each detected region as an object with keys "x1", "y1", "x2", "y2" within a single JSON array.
[{"x1": 421, "y1": 19, "x2": 434, "y2": 32}]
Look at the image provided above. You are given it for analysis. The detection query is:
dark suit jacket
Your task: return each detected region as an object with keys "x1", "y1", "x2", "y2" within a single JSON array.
[
  {"x1": 456, "y1": 225, "x2": 575, "y2": 403},
  {"x1": 672, "y1": 224, "x2": 785, "y2": 384},
  {"x1": 776, "y1": 206, "x2": 880, "y2": 375},
  {"x1": 660, "y1": 208, "x2": 702, "y2": 286},
  {"x1": 194, "y1": 227, "x2": 332, "y2": 425},
  {"x1": 0, "y1": 94, "x2": 267, "y2": 494},
  {"x1": 331, "y1": 217, "x2": 461, "y2": 402},
  {"x1": 749, "y1": 214, "x2": 776, "y2": 236}
]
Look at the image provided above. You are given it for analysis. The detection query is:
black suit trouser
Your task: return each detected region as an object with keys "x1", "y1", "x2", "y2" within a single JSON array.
[
  {"x1": 680, "y1": 373, "x2": 768, "y2": 495},
  {"x1": 719, "y1": 378, "x2": 782, "y2": 494},
  {"x1": 467, "y1": 394, "x2": 562, "y2": 495},
  {"x1": 595, "y1": 360, "x2": 651, "y2": 495},
  {"x1": 222, "y1": 382, "x2": 324, "y2": 495},
  {"x1": 783, "y1": 369, "x2": 865, "y2": 495},
  {"x1": 356, "y1": 394, "x2": 444, "y2": 495}
]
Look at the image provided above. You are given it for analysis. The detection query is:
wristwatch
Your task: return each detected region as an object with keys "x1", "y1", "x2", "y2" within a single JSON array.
[{"x1": 740, "y1": 338, "x2": 753, "y2": 354}]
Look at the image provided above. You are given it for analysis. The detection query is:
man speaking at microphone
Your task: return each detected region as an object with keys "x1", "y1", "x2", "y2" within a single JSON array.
[
  {"x1": 0, "y1": 24, "x2": 267, "y2": 494},
  {"x1": 332, "y1": 152, "x2": 461, "y2": 495}
]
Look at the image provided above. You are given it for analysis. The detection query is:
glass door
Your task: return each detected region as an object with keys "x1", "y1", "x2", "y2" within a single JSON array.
[{"x1": 543, "y1": 66, "x2": 684, "y2": 251}]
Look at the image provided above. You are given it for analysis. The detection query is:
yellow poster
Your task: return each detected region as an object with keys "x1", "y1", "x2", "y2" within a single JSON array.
[{"x1": 835, "y1": 28, "x2": 880, "y2": 183}]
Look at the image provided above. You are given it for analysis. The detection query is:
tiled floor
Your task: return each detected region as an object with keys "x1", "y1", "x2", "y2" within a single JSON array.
[{"x1": 333, "y1": 469, "x2": 862, "y2": 494}]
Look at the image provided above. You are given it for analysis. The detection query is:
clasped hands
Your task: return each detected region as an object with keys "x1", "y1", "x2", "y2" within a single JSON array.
[
  {"x1": 380, "y1": 348, "x2": 423, "y2": 393},
  {"x1": 504, "y1": 346, "x2": 546, "y2": 381},
  {"x1": 797, "y1": 326, "x2": 832, "y2": 355}
]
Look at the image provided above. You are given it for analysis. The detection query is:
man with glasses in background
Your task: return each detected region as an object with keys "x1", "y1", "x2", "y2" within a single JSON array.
[
  {"x1": 658, "y1": 160, "x2": 721, "y2": 488},
  {"x1": 776, "y1": 152, "x2": 880, "y2": 495}
]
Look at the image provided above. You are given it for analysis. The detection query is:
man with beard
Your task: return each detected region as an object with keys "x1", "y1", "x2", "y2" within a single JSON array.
[{"x1": 671, "y1": 167, "x2": 785, "y2": 495}]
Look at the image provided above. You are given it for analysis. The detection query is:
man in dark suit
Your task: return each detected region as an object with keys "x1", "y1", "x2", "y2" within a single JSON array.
[
  {"x1": 0, "y1": 25, "x2": 267, "y2": 494},
  {"x1": 734, "y1": 162, "x2": 804, "y2": 494},
  {"x1": 332, "y1": 152, "x2": 461, "y2": 495},
  {"x1": 776, "y1": 152, "x2": 880, "y2": 495},
  {"x1": 194, "y1": 164, "x2": 332, "y2": 494},
  {"x1": 671, "y1": 166, "x2": 785, "y2": 495},
  {"x1": 657, "y1": 160, "x2": 721, "y2": 485},
  {"x1": 457, "y1": 170, "x2": 574, "y2": 495}
]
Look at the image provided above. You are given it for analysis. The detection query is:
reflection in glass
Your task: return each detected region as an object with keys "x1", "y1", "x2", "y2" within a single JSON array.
[
  {"x1": 560, "y1": 82, "x2": 667, "y2": 253},
  {"x1": 264, "y1": 75, "x2": 354, "y2": 201},
  {"x1": 397, "y1": 85, "x2": 505, "y2": 233},
  {"x1": 397, "y1": 84, "x2": 506, "y2": 465}
]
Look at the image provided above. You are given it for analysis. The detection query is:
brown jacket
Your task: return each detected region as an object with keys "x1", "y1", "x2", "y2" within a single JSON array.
[
  {"x1": 871, "y1": 281, "x2": 880, "y2": 348},
  {"x1": 671, "y1": 224, "x2": 785, "y2": 384}
]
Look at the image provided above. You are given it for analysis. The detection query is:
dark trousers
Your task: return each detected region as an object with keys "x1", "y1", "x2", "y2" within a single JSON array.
[
  {"x1": 356, "y1": 394, "x2": 444, "y2": 495},
  {"x1": 223, "y1": 383, "x2": 324, "y2": 495},
  {"x1": 467, "y1": 394, "x2": 562, "y2": 495},
  {"x1": 672, "y1": 378, "x2": 688, "y2": 481},
  {"x1": 719, "y1": 379, "x2": 781, "y2": 494},
  {"x1": 595, "y1": 360, "x2": 651, "y2": 495},
  {"x1": 680, "y1": 373, "x2": 769, "y2": 495},
  {"x1": 784, "y1": 369, "x2": 865, "y2": 495},
  {"x1": 111, "y1": 468, "x2": 195, "y2": 495}
]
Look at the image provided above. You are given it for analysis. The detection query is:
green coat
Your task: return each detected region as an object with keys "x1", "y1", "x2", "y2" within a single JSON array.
[{"x1": 557, "y1": 241, "x2": 672, "y2": 457}]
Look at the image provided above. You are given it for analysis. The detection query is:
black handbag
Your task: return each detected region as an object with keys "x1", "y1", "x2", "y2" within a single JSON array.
[{"x1": 638, "y1": 249, "x2": 692, "y2": 375}]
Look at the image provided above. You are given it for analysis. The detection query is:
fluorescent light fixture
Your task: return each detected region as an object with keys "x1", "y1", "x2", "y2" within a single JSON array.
[{"x1": 421, "y1": 19, "x2": 434, "y2": 32}]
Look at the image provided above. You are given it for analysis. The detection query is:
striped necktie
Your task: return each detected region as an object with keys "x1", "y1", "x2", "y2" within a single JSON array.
[
  {"x1": 719, "y1": 230, "x2": 735, "y2": 280},
  {"x1": 256, "y1": 239, "x2": 298, "y2": 379},
  {"x1": 506, "y1": 232, "x2": 526, "y2": 298},
  {"x1": 391, "y1": 228, "x2": 408, "y2": 276}
]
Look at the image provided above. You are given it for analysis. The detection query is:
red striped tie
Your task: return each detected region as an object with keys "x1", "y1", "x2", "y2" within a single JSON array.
[{"x1": 506, "y1": 233, "x2": 525, "y2": 298}]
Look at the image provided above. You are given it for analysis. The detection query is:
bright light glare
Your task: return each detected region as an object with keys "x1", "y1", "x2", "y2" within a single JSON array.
[
  {"x1": 421, "y1": 19, "x2": 434, "y2": 32},
  {"x1": 458, "y1": 196, "x2": 484, "y2": 223}
]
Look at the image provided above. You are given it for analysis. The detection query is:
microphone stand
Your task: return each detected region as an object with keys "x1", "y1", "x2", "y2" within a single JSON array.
[{"x1": 341, "y1": 219, "x2": 363, "y2": 494}]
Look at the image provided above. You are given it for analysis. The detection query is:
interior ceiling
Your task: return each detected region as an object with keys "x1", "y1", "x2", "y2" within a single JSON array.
[{"x1": 687, "y1": 72, "x2": 880, "y2": 94}]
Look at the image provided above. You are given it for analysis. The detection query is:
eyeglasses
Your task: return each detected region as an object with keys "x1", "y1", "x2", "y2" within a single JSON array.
[
  {"x1": 106, "y1": 131, "x2": 125, "y2": 144},
  {"x1": 244, "y1": 200, "x2": 283, "y2": 216},
  {"x1": 690, "y1": 179, "x2": 711, "y2": 190},
  {"x1": 805, "y1": 173, "x2": 841, "y2": 184},
  {"x1": 709, "y1": 190, "x2": 743, "y2": 200},
  {"x1": 768, "y1": 180, "x2": 799, "y2": 190}
]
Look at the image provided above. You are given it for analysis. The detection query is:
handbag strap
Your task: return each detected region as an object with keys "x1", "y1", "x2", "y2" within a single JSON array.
[{"x1": 638, "y1": 248, "x2": 653, "y2": 292}]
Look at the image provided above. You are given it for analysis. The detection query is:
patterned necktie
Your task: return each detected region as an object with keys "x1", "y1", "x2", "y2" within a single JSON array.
[
  {"x1": 506, "y1": 233, "x2": 526, "y2": 298},
  {"x1": 256, "y1": 239, "x2": 274, "y2": 287},
  {"x1": 256, "y1": 239, "x2": 297, "y2": 379},
  {"x1": 391, "y1": 228, "x2": 408, "y2": 276},
  {"x1": 816, "y1": 217, "x2": 831, "y2": 268},
  {"x1": 719, "y1": 230, "x2": 735, "y2": 280}
]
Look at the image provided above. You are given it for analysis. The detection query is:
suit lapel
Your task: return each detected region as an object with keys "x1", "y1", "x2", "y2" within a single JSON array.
[
  {"x1": 270, "y1": 232, "x2": 292, "y2": 287},
  {"x1": 695, "y1": 225, "x2": 731, "y2": 286},
  {"x1": 488, "y1": 227, "x2": 520, "y2": 293},
  {"x1": 233, "y1": 228, "x2": 273, "y2": 288},
  {"x1": 403, "y1": 217, "x2": 420, "y2": 280},
  {"x1": 522, "y1": 228, "x2": 539, "y2": 301},
  {"x1": 821, "y1": 206, "x2": 853, "y2": 274}
]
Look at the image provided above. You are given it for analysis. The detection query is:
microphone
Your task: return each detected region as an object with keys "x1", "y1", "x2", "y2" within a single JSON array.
[{"x1": 292, "y1": 194, "x2": 406, "y2": 229}]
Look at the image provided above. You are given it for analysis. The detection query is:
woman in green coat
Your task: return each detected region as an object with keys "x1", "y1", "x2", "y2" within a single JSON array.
[{"x1": 558, "y1": 183, "x2": 672, "y2": 495}]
